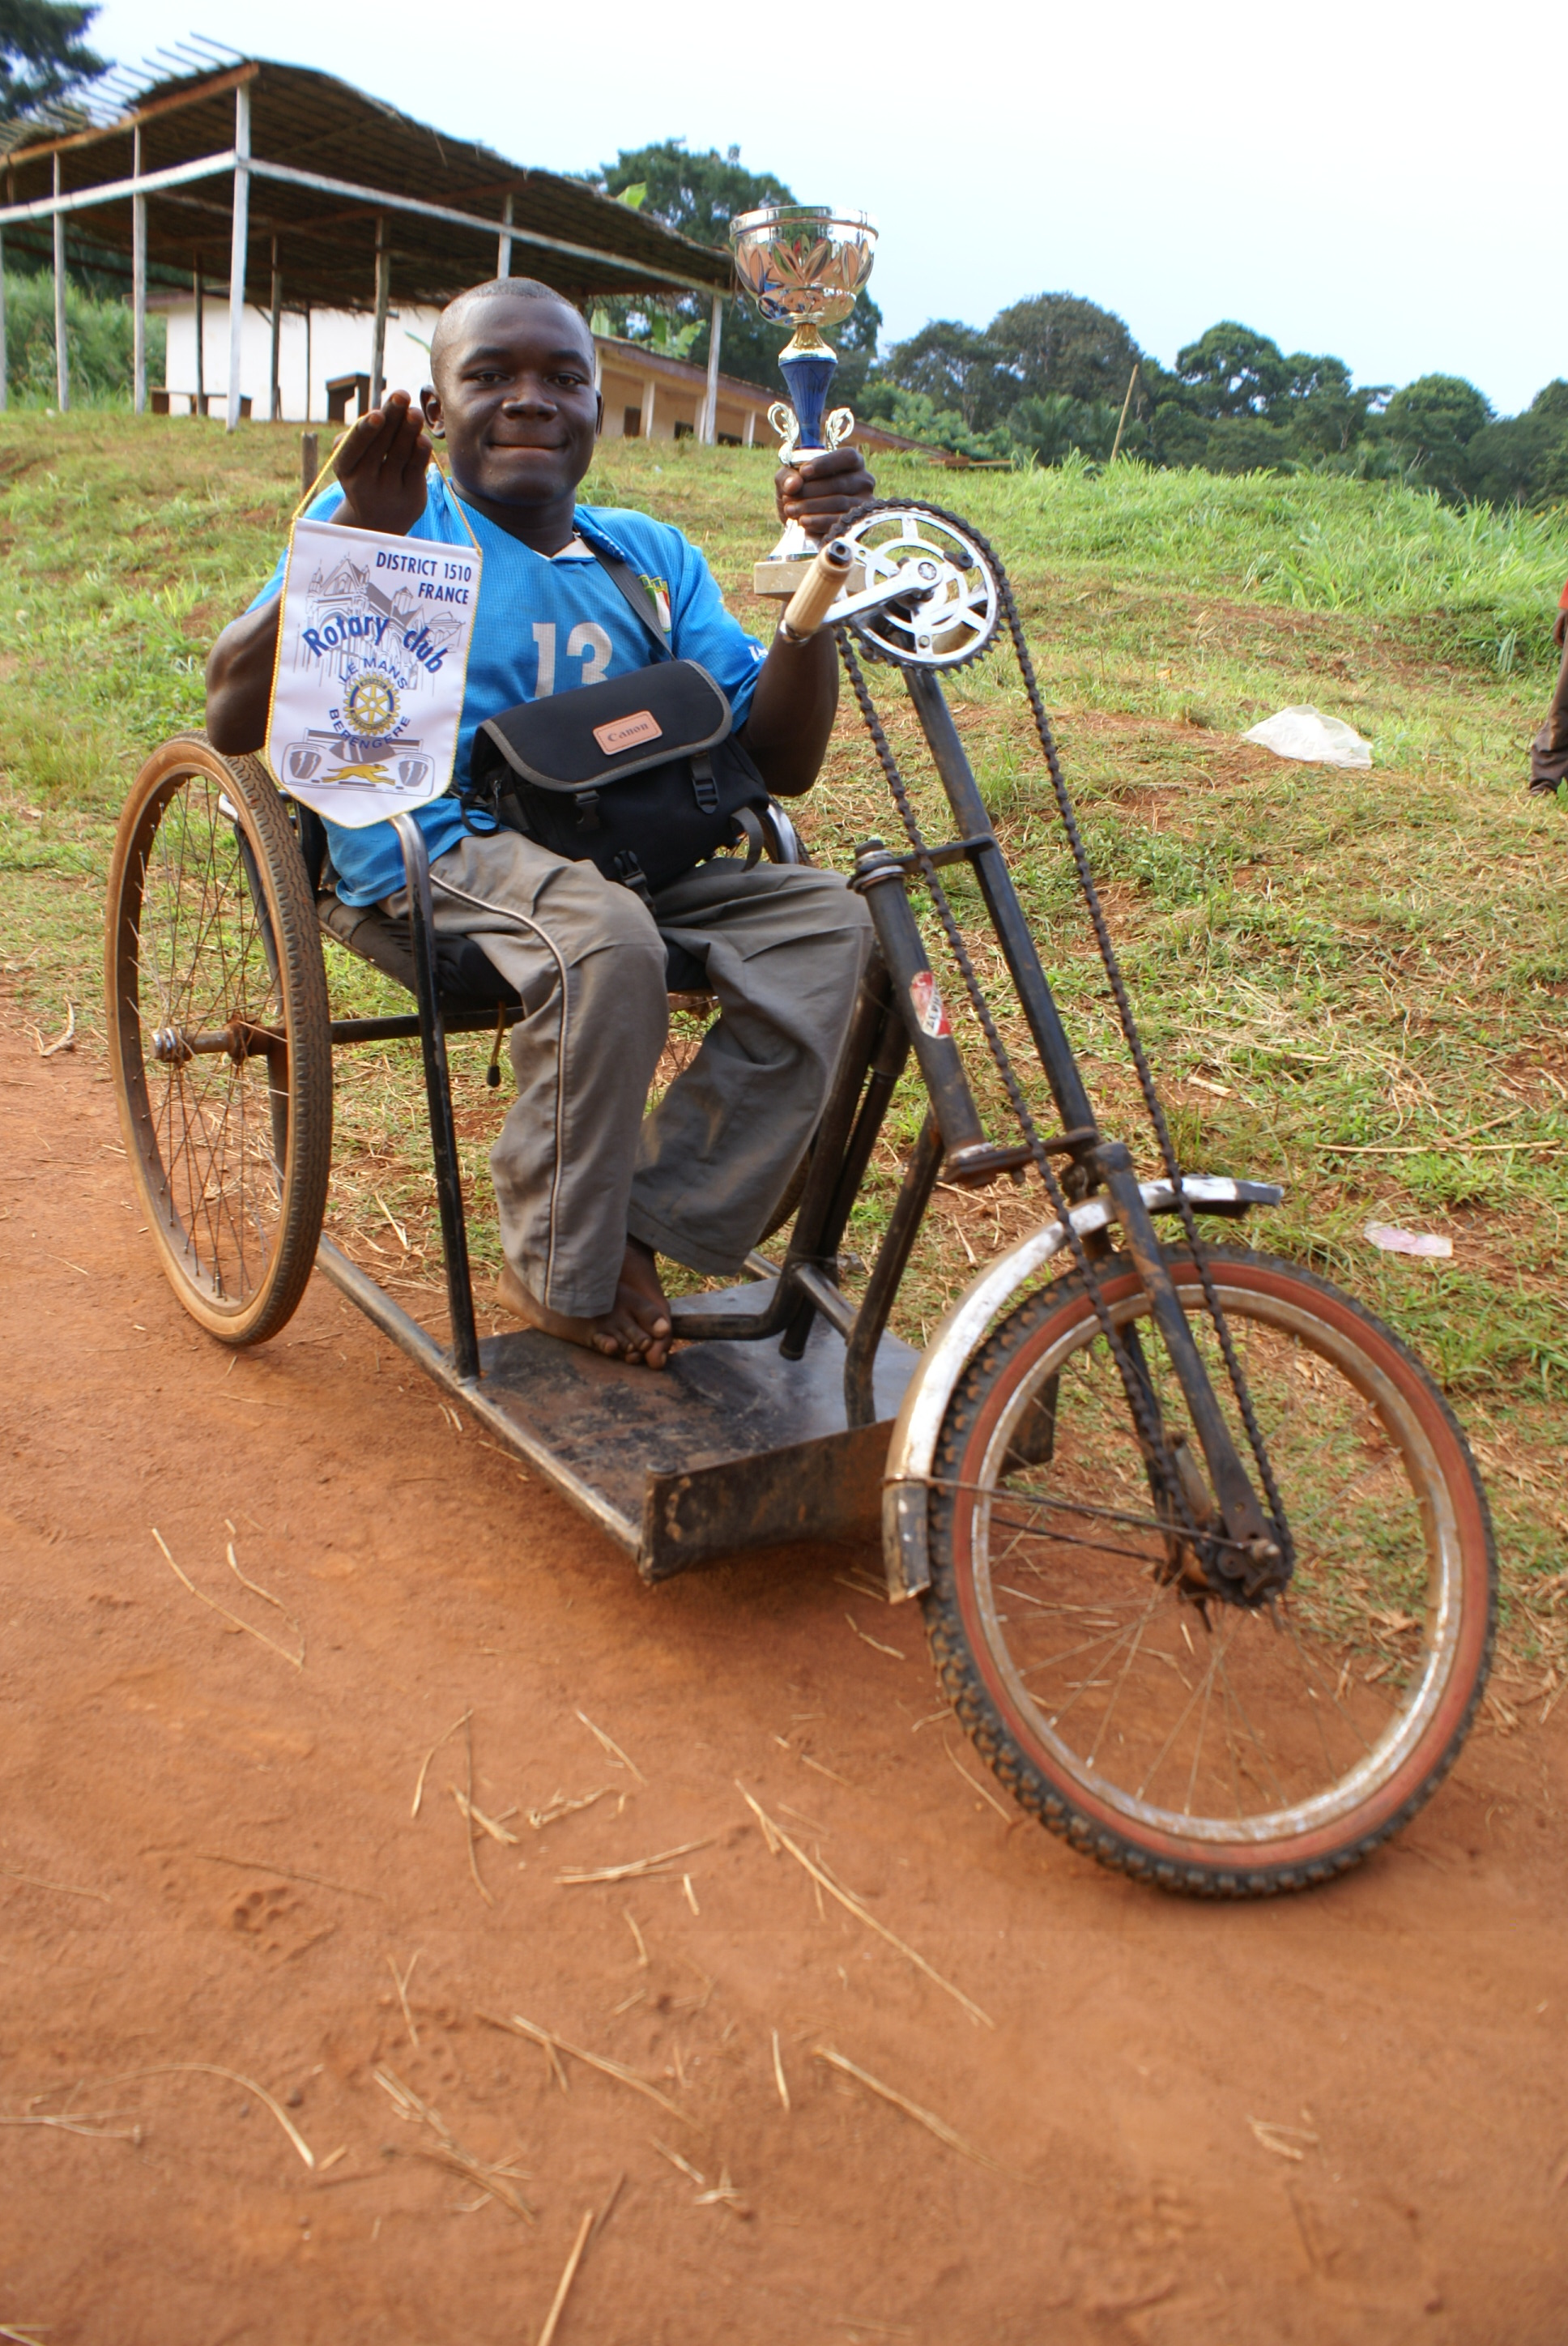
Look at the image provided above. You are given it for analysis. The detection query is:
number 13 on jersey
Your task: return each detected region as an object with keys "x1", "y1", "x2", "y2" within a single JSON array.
[{"x1": 531, "y1": 620, "x2": 611, "y2": 697}]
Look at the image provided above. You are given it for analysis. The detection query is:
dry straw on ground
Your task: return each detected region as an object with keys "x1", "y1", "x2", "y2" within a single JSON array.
[
  {"x1": 113, "y1": 2062, "x2": 316, "y2": 2168},
  {"x1": 535, "y1": 2208, "x2": 595, "y2": 2346},
  {"x1": 477, "y1": 2010, "x2": 687, "y2": 2120},
  {"x1": 575, "y1": 1708, "x2": 646, "y2": 1784},
  {"x1": 814, "y1": 2045, "x2": 1002, "y2": 2171},
  {"x1": 410, "y1": 1708, "x2": 470, "y2": 1817},
  {"x1": 151, "y1": 1528, "x2": 303, "y2": 1669},
  {"x1": 556, "y1": 1838, "x2": 714, "y2": 1886},
  {"x1": 0, "y1": 1864, "x2": 110, "y2": 1904},
  {"x1": 373, "y1": 2064, "x2": 534, "y2": 2219},
  {"x1": 736, "y1": 1783, "x2": 993, "y2": 2028}
]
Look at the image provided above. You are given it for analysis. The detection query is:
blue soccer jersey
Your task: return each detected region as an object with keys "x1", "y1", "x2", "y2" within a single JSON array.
[{"x1": 247, "y1": 470, "x2": 767, "y2": 906}]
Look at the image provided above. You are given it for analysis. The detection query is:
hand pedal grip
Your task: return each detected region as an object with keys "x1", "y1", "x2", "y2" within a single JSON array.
[{"x1": 780, "y1": 539, "x2": 854, "y2": 642}]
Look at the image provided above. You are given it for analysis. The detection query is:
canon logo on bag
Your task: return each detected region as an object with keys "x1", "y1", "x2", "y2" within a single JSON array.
[{"x1": 593, "y1": 710, "x2": 664, "y2": 756}]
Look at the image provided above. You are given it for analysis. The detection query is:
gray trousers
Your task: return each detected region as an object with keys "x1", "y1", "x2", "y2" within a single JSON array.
[{"x1": 384, "y1": 830, "x2": 872, "y2": 1318}]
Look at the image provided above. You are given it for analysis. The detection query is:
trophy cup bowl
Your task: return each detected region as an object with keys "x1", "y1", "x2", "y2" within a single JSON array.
[{"x1": 729, "y1": 203, "x2": 878, "y2": 593}]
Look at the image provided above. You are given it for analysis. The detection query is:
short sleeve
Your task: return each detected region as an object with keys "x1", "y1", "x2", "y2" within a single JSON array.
[{"x1": 665, "y1": 530, "x2": 766, "y2": 723}]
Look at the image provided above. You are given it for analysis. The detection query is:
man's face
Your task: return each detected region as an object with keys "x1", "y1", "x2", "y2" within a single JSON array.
[{"x1": 422, "y1": 296, "x2": 602, "y2": 510}]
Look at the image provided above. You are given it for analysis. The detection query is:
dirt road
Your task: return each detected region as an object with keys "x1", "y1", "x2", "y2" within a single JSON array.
[{"x1": 2, "y1": 1023, "x2": 1565, "y2": 2345}]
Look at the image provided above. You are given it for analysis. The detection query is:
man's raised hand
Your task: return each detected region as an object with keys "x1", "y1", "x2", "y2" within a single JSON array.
[
  {"x1": 775, "y1": 443, "x2": 876, "y2": 542},
  {"x1": 331, "y1": 389, "x2": 433, "y2": 536}
]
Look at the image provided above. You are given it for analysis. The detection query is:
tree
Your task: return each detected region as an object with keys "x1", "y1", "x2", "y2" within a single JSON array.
[
  {"x1": 1007, "y1": 391, "x2": 1121, "y2": 466},
  {"x1": 1464, "y1": 395, "x2": 1568, "y2": 507},
  {"x1": 856, "y1": 381, "x2": 1012, "y2": 461},
  {"x1": 1174, "y1": 322, "x2": 1293, "y2": 420},
  {"x1": 1198, "y1": 416, "x2": 1294, "y2": 475},
  {"x1": 873, "y1": 319, "x2": 1012, "y2": 430},
  {"x1": 1378, "y1": 373, "x2": 1493, "y2": 500},
  {"x1": 1279, "y1": 351, "x2": 1387, "y2": 456},
  {"x1": 592, "y1": 136, "x2": 790, "y2": 253},
  {"x1": 582, "y1": 137, "x2": 881, "y2": 399},
  {"x1": 987, "y1": 292, "x2": 1141, "y2": 408},
  {"x1": 0, "y1": 0, "x2": 103, "y2": 123}
]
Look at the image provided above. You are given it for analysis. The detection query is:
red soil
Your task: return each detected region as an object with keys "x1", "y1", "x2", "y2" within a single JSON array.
[{"x1": 2, "y1": 1022, "x2": 1565, "y2": 2344}]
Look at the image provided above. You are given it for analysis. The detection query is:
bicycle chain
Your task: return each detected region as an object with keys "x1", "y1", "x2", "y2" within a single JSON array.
[
  {"x1": 836, "y1": 504, "x2": 1293, "y2": 1572},
  {"x1": 837, "y1": 631, "x2": 1188, "y2": 1529}
]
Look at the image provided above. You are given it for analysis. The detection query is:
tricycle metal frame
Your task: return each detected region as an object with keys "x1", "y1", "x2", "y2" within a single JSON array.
[{"x1": 305, "y1": 659, "x2": 1279, "y2": 1593}]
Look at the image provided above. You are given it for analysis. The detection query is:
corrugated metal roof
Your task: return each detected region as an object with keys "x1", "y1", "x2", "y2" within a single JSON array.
[{"x1": 1, "y1": 58, "x2": 732, "y2": 309}]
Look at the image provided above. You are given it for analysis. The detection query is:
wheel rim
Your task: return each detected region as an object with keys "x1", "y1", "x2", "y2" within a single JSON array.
[
  {"x1": 952, "y1": 1266, "x2": 1476, "y2": 1853},
  {"x1": 117, "y1": 763, "x2": 292, "y2": 1314}
]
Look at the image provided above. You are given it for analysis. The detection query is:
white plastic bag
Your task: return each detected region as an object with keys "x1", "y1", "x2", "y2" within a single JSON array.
[
  {"x1": 1242, "y1": 705, "x2": 1372, "y2": 769},
  {"x1": 1366, "y1": 1223, "x2": 1452, "y2": 1259}
]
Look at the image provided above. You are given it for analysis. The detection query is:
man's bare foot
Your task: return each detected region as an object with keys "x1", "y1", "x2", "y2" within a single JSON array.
[
  {"x1": 495, "y1": 1242, "x2": 672, "y2": 1369},
  {"x1": 617, "y1": 1236, "x2": 673, "y2": 1367}
]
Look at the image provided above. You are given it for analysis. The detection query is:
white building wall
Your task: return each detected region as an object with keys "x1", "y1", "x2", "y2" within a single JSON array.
[
  {"x1": 156, "y1": 303, "x2": 779, "y2": 444},
  {"x1": 160, "y1": 300, "x2": 441, "y2": 420}
]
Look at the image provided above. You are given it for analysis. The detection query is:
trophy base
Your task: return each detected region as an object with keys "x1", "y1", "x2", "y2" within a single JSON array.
[
  {"x1": 752, "y1": 518, "x2": 863, "y2": 599},
  {"x1": 752, "y1": 555, "x2": 867, "y2": 599},
  {"x1": 752, "y1": 554, "x2": 818, "y2": 598}
]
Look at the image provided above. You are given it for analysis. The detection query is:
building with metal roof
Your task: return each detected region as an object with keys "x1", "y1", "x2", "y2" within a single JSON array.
[{"x1": 0, "y1": 53, "x2": 735, "y2": 432}]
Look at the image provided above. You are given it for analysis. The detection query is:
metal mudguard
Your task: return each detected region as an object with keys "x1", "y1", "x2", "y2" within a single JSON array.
[{"x1": 880, "y1": 1175, "x2": 1283, "y2": 1601}]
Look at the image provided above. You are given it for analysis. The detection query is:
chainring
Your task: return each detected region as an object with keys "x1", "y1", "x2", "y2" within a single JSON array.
[{"x1": 832, "y1": 500, "x2": 1002, "y2": 671}]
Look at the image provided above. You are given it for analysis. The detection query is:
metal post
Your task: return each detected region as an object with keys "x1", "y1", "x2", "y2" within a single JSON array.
[
  {"x1": 369, "y1": 215, "x2": 390, "y2": 410},
  {"x1": 392, "y1": 814, "x2": 481, "y2": 1384},
  {"x1": 268, "y1": 237, "x2": 281, "y2": 422},
  {"x1": 905, "y1": 668, "x2": 1099, "y2": 1140},
  {"x1": 700, "y1": 292, "x2": 722, "y2": 444},
  {"x1": 194, "y1": 256, "x2": 204, "y2": 414},
  {"x1": 131, "y1": 126, "x2": 147, "y2": 415},
  {"x1": 225, "y1": 82, "x2": 250, "y2": 430},
  {"x1": 52, "y1": 156, "x2": 68, "y2": 410},
  {"x1": 303, "y1": 305, "x2": 311, "y2": 420},
  {"x1": 0, "y1": 228, "x2": 7, "y2": 416},
  {"x1": 496, "y1": 190, "x2": 513, "y2": 278}
]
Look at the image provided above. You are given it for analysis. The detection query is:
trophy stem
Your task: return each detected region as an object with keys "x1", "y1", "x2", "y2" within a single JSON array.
[{"x1": 778, "y1": 322, "x2": 837, "y2": 455}]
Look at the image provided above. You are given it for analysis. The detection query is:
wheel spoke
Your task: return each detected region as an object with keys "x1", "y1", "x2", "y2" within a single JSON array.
[
  {"x1": 928, "y1": 1251, "x2": 1489, "y2": 1886},
  {"x1": 122, "y1": 766, "x2": 301, "y2": 1315}
]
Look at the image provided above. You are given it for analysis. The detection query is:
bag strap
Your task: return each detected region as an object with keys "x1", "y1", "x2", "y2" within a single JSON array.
[{"x1": 585, "y1": 542, "x2": 673, "y2": 660}]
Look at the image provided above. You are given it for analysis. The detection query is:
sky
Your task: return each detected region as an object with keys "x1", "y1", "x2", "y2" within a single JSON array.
[{"x1": 92, "y1": 0, "x2": 1560, "y2": 415}]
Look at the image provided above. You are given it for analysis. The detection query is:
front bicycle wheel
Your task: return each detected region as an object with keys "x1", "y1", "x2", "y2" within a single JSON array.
[
  {"x1": 924, "y1": 1245, "x2": 1495, "y2": 1896},
  {"x1": 105, "y1": 735, "x2": 333, "y2": 1346}
]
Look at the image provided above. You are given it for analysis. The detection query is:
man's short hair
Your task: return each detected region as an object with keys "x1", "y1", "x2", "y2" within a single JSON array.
[{"x1": 430, "y1": 278, "x2": 590, "y2": 382}]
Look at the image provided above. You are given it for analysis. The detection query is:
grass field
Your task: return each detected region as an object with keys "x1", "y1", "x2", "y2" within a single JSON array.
[{"x1": 2, "y1": 412, "x2": 1565, "y2": 1693}]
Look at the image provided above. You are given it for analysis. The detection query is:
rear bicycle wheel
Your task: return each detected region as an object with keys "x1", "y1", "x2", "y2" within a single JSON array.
[
  {"x1": 924, "y1": 1245, "x2": 1495, "y2": 1896},
  {"x1": 105, "y1": 735, "x2": 333, "y2": 1345}
]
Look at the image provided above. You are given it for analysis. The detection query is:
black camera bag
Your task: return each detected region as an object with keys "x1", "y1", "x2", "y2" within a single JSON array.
[
  {"x1": 463, "y1": 543, "x2": 771, "y2": 899},
  {"x1": 467, "y1": 659, "x2": 771, "y2": 898}
]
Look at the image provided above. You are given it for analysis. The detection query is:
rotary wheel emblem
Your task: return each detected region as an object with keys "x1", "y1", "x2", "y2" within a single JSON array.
[{"x1": 344, "y1": 671, "x2": 398, "y2": 736}]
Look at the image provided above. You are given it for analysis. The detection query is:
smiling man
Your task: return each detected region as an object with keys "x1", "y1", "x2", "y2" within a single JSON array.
[{"x1": 205, "y1": 277, "x2": 875, "y2": 1368}]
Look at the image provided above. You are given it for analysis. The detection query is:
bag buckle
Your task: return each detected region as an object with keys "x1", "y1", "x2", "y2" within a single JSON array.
[
  {"x1": 691, "y1": 752, "x2": 719, "y2": 817},
  {"x1": 612, "y1": 850, "x2": 654, "y2": 906},
  {"x1": 577, "y1": 788, "x2": 602, "y2": 833}
]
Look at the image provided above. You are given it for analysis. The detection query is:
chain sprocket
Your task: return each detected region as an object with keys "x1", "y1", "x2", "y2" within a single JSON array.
[{"x1": 831, "y1": 501, "x2": 1002, "y2": 672}]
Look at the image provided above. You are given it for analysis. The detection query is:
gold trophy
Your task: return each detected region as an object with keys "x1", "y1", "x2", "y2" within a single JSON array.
[{"x1": 728, "y1": 203, "x2": 878, "y2": 595}]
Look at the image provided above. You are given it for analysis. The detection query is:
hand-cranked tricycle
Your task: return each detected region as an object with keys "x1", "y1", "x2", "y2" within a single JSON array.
[{"x1": 104, "y1": 501, "x2": 1495, "y2": 1897}]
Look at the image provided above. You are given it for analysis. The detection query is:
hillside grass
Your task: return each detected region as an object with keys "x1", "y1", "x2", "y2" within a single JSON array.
[{"x1": 2, "y1": 414, "x2": 1565, "y2": 1700}]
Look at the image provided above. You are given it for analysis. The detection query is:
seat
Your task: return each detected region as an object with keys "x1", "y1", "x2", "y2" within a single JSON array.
[
  {"x1": 316, "y1": 889, "x2": 711, "y2": 1006},
  {"x1": 297, "y1": 797, "x2": 807, "y2": 1014}
]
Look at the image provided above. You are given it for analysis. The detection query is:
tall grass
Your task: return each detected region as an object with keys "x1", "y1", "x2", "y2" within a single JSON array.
[
  {"x1": 867, "y1": 451, "x2": 1568, "y2": 673},
  {"x1": 2, "y1": 274, "x2": 166, "y2": 407}
]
